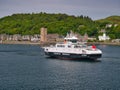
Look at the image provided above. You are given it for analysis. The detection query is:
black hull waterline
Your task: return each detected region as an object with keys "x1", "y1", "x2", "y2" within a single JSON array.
[{"x1": 45, "y1": 52, "x2": 102, "y2": 60}]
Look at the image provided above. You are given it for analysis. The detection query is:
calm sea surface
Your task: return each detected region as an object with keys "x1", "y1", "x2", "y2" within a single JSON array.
[{"x1": 0, "y1": 44, "x2": 120, "y2": 90}]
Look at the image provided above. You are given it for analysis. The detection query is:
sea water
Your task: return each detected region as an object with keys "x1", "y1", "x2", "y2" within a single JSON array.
[{"x1": 0, "y1": 44, "x2": 120, "y2": 90}]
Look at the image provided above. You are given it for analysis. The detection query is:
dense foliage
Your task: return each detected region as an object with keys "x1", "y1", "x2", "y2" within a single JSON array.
[
  {"x1": 0, "y1": 13, "x2": 120, "y2": 39},
  {"x1": 0, "y1": 13, "x2": 99, "y2": 36}
]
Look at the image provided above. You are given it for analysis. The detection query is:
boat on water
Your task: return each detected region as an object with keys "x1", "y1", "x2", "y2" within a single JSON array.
[{"x1": 43, "y1": 33, "x2": 102, "y2": 60}]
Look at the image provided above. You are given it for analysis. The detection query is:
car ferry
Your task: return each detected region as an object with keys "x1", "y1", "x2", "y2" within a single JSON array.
[{"x1": 43, "y1": 34, "x2": 102, "y2": 60}]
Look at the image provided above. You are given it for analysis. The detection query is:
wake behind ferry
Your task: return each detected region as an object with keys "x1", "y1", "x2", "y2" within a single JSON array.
[{"x1": 43, "y1": 33, "x2": 102, "y2": 60}]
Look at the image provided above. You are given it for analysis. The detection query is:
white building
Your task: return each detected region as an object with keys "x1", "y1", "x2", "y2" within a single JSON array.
[
  {"x1": 98, "y1": 32, "x2": 110, "y2": 41},
  {"x1": 106, "y1": 24, "x2": 112, "y2": 28}
]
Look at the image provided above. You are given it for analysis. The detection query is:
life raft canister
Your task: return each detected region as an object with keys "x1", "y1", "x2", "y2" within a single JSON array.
[{"x1": 92, "y1": 45, "x2": 96, "y2": 50}]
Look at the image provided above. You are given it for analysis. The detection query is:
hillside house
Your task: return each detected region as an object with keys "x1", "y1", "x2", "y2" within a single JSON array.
[{"x1": 98, "y1": 32, "x2": 110, "y2": 41}]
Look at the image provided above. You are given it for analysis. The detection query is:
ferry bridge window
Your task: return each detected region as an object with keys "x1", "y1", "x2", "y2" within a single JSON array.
[{"x1": 70, "y1": 39, "x2": 77, "y2": 43}]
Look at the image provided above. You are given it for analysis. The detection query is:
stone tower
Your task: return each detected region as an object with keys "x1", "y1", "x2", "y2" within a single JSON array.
[{"x1": 40, "y1": 27, "x2": 47, "y2": 42}]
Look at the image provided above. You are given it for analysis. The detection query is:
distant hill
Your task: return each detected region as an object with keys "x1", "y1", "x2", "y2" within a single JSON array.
[{"x1": 96, "y1": 16, "x2": 120, "y2": 24}]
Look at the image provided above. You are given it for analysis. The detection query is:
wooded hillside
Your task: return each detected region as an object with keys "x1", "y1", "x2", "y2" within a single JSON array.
[
  {"x1": 96, "y1": 16, "x2": 120, "y2": 39},
  {"x1": 0, "y1": 13, "x2": 120, "y2": 39}
]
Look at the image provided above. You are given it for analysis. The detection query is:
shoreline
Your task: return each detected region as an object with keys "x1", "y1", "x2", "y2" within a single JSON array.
[
  {"x1": 0, "y1": 41, "x2": 40, "y2": 45},
  {"x1": 0, "y1": 41, "x2": 56, "y2": 46},
  {"x1": 0, "y1": 40, "x2": 120, "y2": 46},
  {"x1": 87, "y1": 42, "x2": 120, "y2": 46}
]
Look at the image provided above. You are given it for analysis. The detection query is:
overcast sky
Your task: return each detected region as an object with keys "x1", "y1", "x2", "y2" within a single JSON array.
[{"x1": 0, "y1": 0, "x2": 120, "y2": 20}]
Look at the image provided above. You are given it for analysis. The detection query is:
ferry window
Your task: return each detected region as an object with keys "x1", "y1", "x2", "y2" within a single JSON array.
[
  {"x1": 57, "y1": 45, "x2": 60, "y2": 47},
  {"x1": 82, "y1": 45, "x2": 87, "y2": 48},
  {"x1": 68, "y1": 45, "x2": 71, "y2": 48},
  {"x1": 62, "y1": 45, "x2": 65, "y2": 47},
  {"x1": 74, "y1": 45, "x2": 80, "y2": 48},
  {"x1": 57, "y1": 45, "x2": 65, "y2": 47}
]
